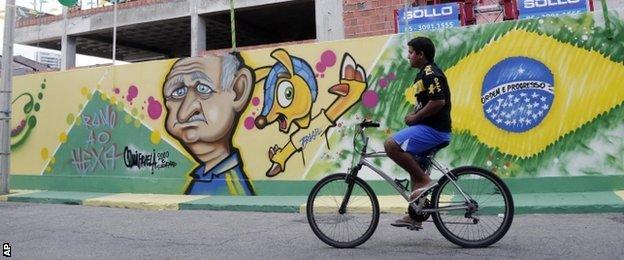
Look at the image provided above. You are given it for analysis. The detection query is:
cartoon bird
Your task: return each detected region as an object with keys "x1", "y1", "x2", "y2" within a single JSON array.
[
  {"x1": 254, "y1": 48, "x2": 318, "y2": 133},
  {"x1": 254, "y1": 49, "x2": 368, "y2": 177}
]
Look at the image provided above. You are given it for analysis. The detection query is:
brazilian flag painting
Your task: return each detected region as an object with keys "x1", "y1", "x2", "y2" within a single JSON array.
[{"x1": 331, "y1": 10, "x2": 624, "y2": 178}]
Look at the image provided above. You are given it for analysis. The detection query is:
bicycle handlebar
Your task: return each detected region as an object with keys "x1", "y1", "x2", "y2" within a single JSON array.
[
  {"x1": 359, "y1": 120, "x2": 380, "y2": 128},
  {"x1": 354, "y1": 120, "x2": 378, "y2": 156}
]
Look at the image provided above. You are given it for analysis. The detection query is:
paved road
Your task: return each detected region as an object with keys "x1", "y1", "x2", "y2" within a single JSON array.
[{"x1": 1, "y1": 202, "x2": 623, "y2": 259}]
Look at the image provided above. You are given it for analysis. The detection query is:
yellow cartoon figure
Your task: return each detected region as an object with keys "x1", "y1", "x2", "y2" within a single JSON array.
[
  {"x1": 255, "y1": 49, "x2": 368, "y2": 177},
  {"x1": 254, "y1": 49, "x2": 317, "y2": 133}
]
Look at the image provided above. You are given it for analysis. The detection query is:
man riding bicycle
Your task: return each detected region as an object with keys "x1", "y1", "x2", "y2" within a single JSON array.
[{"x1": 384, "y1": 36, "x2": 452, "y2": 228}]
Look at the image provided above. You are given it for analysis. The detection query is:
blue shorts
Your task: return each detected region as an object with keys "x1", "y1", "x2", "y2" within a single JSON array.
[{"x1": 392, "y1": 124, "x2": 451, "y2": 156}]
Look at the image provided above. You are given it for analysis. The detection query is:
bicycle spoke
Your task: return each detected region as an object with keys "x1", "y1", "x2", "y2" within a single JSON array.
[
  {"x1": 433, "y1": 169, "x2": 512, "y2": 246},
  {"x1": 308, "y1": 174, "x2": 378, "y2": 248}
]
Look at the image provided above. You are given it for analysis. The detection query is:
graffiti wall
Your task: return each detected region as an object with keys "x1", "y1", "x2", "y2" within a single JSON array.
[{"x1": 10, "y1": 9, "x2": 624, "y2": 195}]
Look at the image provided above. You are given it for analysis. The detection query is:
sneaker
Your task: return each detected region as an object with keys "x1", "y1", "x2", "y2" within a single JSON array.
[{"x1": 390, "y1": 215, "x2": 422, "y2": 228}]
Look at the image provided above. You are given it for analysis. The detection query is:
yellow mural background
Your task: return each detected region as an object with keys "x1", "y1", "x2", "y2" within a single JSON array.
[
  {"x1": 10, "y1": 59, "x2": 196, "y2": 175},
  {"x1": 9, "y1": 25, "x2": 624, "y2": 185},
  {"x1": 237, "y1": 35, "x2": 389, "y2": 180},
  {"x1": 10, "y1": 36, "x2": 389, "y2": 181}
]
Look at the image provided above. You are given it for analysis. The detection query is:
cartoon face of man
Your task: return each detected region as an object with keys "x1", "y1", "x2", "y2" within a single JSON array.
[{"x1": 163, "y1": 54, "x2": 253, "y2": 163}]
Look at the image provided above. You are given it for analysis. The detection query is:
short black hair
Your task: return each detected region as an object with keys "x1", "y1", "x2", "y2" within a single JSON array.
[{"x1": 408, "y1": 37, "x2": 435, "y2": 62}]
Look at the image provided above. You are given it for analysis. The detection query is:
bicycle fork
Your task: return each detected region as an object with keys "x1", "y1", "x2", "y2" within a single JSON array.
[{"x1": 338, "y1": 164, "x2": 362, "y2": 214}]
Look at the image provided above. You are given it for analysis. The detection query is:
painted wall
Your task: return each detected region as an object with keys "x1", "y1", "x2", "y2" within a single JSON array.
[{"x1": 10, "y1": 9, "x2": 624, "y2": 195}]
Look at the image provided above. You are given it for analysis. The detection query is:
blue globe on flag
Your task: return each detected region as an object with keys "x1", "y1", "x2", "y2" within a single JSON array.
[{"x1": 481, "y1": 57, "x2": 554, "y2": 133}]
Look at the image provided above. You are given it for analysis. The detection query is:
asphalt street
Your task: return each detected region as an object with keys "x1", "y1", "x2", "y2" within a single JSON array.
[{"x1": 1, "y1": 202, "x2": 623, "y2": 259}]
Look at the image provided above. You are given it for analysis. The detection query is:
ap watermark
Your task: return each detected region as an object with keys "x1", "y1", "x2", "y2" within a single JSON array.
[{"x1": 2, "y1": 243, "x2": 9, "y2": 257}]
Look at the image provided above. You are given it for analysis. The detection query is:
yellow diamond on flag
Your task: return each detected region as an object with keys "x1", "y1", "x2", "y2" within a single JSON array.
[{"x1": 446, "y1": 29, "x2": 624, "y2": 158}]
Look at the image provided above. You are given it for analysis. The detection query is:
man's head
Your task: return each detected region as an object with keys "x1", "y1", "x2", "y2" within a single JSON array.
[
  {"x1": 407, "y1": 37, "x2": 435, "y2": 69},
  {"x1": 163, "y1": 54, "x2": 253, "y2": 158}
]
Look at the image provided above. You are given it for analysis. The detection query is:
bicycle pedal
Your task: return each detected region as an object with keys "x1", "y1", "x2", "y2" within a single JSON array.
[
  {"x1": 394, "y1": 178, "x2": 410, "y2": 191},
  {"x1": 407, "y1": 225, "x2": 422, "y2": 231}
]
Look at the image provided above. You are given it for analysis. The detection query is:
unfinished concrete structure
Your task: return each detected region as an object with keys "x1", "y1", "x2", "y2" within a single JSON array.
[
  {"x1": 15, "y1": 0, "x2": 344, "y2": 69},
  {"x1": 14, "y1": 0, "x2": 618, "y2": 70}
]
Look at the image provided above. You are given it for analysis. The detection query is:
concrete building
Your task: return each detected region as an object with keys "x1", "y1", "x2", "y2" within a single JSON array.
[
  {"x1": 13, "y1": 0, "x2": 620, "y2": 70},
  {"x1": 36, "y1": 51, "x2": 61, "y2": 69},
  {"x1": 0, "y1": 55, "x2": 51, "y2": 75}
]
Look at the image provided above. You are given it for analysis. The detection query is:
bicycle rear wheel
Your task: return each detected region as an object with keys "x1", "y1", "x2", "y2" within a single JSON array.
[
  {"x1": 306, "y1": 173, "x2": 380, "y2": 248},
  {"x1": 431, "y1": 166, "x2": 514, "y2": 248}
]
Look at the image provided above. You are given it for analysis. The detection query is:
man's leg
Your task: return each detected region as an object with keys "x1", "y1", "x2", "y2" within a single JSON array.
[
  {"x1": 384, "y1": 138, "x2": 432, "y2": 191},
  {"x1": 385, "y1": 138, "x2": 427, "y2": 228}
]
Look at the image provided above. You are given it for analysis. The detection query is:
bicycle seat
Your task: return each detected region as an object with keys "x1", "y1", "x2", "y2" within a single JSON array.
[
  {"x1": 413, "y1": 142, "x2": 449, "y2": 171},
  {"x1": 425, "y1": 141, "x2": 449, "y2": 157},
  {"x1": 414, "y1": 141, "x2": 449, "y2": 165}
]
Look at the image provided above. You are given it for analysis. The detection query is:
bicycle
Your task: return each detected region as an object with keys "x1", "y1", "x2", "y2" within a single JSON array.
[{"x1": 306, "y1": 120, "x2": 514, "y2": 248}]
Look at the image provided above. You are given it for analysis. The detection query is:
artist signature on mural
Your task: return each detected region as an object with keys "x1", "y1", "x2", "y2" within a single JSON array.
[
  {"x1": 123, "y1": 147, "x2": 177, "y2": 174},
  {"x1": 299, "y1": 128, "x2": 323, "y2": 149}
]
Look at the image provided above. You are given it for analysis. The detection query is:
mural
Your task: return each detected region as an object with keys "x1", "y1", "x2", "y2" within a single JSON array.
[
  {"x1": 10, "y1": 79, "x2": 46, "y2": 150},
  {"x1": 343, "y1": 12, "x2": 624, "y2": 179},
  {"x1": 46, "y1": 90, "x2": 191, "y2": 177},
  {"x1": 9, "y1": 9, "x2": 624, "y2": 195},
  {"x1": 162, "y1": 54, "x2": 256, "y2": 195},
  {"x1": 253, "y1": 49, "x2": 368, "y2": 177}
]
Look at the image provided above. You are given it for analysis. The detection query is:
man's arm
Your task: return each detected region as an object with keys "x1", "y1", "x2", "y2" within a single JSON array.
[{"x1": 405, "y1": 99, "x2": 445, "y2": 126}]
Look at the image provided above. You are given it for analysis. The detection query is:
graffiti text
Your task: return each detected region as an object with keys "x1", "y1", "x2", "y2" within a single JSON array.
[
  {"x1": 82, "y1": 105, "x2": 117, "y2": 129},
  {"x1": 124, "y1": 147, "x2": 177, "y2": 174},
  {"x1": 71, "y1": 144, "x2": 120, "y2": 174},
  {"x1": 299, "y1": 128, "x2": 323, "y2": 149},
  {"x1": 71, "y1": 105, "x2": 121, "y2": 174}
]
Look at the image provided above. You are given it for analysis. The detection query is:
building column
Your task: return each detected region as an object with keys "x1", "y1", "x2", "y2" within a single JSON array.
[
  {"x1": 61, "y1": 35, "x2": 76, "y2": 70},
  {"x1": 61, "y1": 7, "x2": 75, "y2": 70},
  {"x1": 315, "y1": 0, "x2": 345, "y2": 42},
  {"x1": 190, "y1": 0, "x2": 206, "y2": 57}
]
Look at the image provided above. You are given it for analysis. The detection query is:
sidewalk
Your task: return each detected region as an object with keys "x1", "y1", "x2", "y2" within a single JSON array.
[{"x1": 2, "y1": 189, "x2": 623, "y2": 214}]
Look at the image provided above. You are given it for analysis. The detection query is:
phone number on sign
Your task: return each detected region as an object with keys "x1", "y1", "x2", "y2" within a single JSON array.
[{"x1": 406, "y1": 22, "x2": 456, "y2": 32}]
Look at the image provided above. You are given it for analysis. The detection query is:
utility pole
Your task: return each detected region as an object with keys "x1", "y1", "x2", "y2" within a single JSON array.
[
  {"x1": 1, "y1": 0, "x2": 16, "y2": 195},
  {"x1": 112, "y1": 0, "x2": 117, "y2": 64}
]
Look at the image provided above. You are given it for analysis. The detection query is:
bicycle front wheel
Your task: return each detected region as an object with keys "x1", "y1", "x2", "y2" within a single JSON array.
[
  {"x1": 431, "y1": 166, "x2": 514, "y2": 248},
  {"x1": 306, "y1": 173, "x2": 380, "y2": 248}
]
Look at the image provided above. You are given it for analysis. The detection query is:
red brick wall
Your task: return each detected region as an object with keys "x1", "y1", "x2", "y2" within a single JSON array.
[
  {"x1": 345, "y1": 0, "x2": 507, "y2": 39},
  {"x1": 343, "y1": 0, "x2": 416, "y2": 39}
]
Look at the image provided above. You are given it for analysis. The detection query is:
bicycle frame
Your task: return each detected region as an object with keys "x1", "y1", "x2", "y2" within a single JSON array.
[{"x1": 341, "y1": 127, "x2": 475, "y2": 214}]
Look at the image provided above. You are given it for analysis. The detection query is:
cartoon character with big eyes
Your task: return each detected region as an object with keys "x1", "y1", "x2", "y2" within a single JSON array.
[
  {"x1": 254, "y1": 49, "x2": 368, "y2": 177},
  {"x1": 163, "y1": 53, "x2": 256, "y2": 195}
]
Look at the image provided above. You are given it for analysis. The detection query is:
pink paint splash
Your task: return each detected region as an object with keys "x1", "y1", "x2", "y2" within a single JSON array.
[
  {"x1": 252, "y1": 97, "x2": 260, "y2": 106},
  {"x1": 126, "y1": 85, "x2": 138, "y2": 102},
  {"x1": 244, "y1": 116, "x2": 255, "y2": 130},
  {"x1": 147, "y1": 96, "x2": 162, "y2": 120},
  {"x1": 362, "y1": 90, "x2": 379, "y2": 108},
  {"x1": 316, "y1": 62, "x2": 326, "y2": 73},
  {"x1": 321, "y1": 50, "x2": 337, "y2": 67},
  {"x1": 379, "y1": 78, "x2": 388, "y2": 88},
  {"x1": 315, "y1": 50, "x2": 336, "y2": 74},
  {"x1": 113, "y1": 88, "x2": 120, "y2": 94}
]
